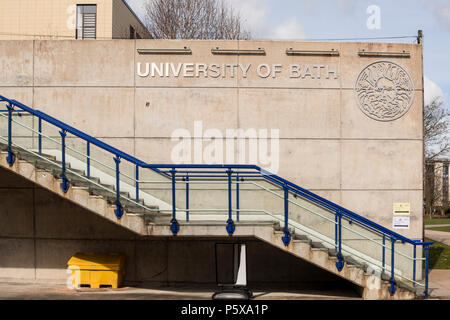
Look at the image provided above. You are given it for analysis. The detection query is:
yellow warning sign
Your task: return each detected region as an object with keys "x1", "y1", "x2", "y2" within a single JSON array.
[{"x1": 393, "y1": 203, "x2": 411, "y2": 216}]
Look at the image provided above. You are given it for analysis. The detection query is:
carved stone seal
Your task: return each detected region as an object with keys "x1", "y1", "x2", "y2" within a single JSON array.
[{"x1": 355, "y1": 61, "x2": 414, "y2": 121}]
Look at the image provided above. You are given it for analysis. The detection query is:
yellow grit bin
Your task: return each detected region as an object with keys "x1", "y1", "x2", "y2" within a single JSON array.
[{"x1": 67, "y1": 253, "x2": 126, "y2": 289}]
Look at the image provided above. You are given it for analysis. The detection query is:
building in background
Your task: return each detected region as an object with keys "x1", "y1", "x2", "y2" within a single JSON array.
[
  {"x1": 426, "y1": 158, "x2": 450, "y2": 216},
  {"x1": 0, "y1": 0, "x2": 151, "y2": 40}
]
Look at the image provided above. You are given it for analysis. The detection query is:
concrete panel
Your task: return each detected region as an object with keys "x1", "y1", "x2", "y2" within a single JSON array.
[
  {"x1": 62, "y1": 137, "x2": 136, "y2": 175},
  {"x1": 0, "y1": 239, "x2": 35, "y2": 279},
  {"x1": 0, "y1": 188, "x2": 34, "y2": 237},
  {"x1": 263, "y1": 139, "x2": 341, "y2": 189},
  {"x1": 167, "y1": 240, "x2": 216, "y2": 284},
  {"x1": 0, "y1": 165, "x2": 35, "y2": 189},
  {"x1": 341, "y1": 140, "x2": 423, "y2": 190},
  {"x1": 135, "y1": 87, "x2": 239, "y2": 138},
  {"x1": 135, "y1": 137, "x2": 229, "y2": 165},
  {"x1": 34, "y1": 87, "x2": 135, "y2": 137},
  {"x1": 34, "y1": 40, "x2": 135, "y2": 86},
  {"x1": 135, "y1": 240, "x2": 168, "y2": 284},
  {"x1": 136, "y1": 137, "x2": 340, "y2": 190},
  {"x1": 0, "y1": 87, "x2": 33, "y2": 106},
  {"x1": 246, "y1": 240, "x2": 344, "y2": 284},
  {"x1": 34, "y1": 188, "x2": 137, "y2": 240},
  {"x1": 341, "y1": 90, "x2": 423, "y2": 139},
  {"x1": 238, "y1": 88, "x2": 341, "y2": 139},
  {"x1": 135, "y1": 40, "x2": 239, "y2": 87},
  {"x1": 341, "y1": 190, "x2": 423, "y2": 240},
  {"x1": 237, "y1": 41, "x2": 341, "y2": 89},
  {"x1": 0, "y1": 41, "x2": 33, "y2": 86},
  {"x1": 339, "y1": 42, "x2": 423, "y2": 90}
]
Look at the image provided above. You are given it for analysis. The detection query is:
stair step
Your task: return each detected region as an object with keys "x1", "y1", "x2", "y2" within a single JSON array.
[
  {"x1": 328, "y1": 248, "x2": 338, "y2": 257},
  {"x1": 145, "y1": 212, "x2": 177, "y2": 223},
  {"x1": 293, "y1": 233, "x2": 309, "y2": 241},
  {"x1": 310, "y1": 242, "x2": 327, "y2": 249},
  {"x1": 311, "y1": 247, "x2": 328, "y2": 252},
  {"x1": 293, "y1": 239, "x2": 311, "y2": 244},
  {"x1": 17, "y1": 151, "x2": 56, "y2": 162},
  {"x1": 381, "y1": 272, "x2": 391, "y2": 281},
  {"x1": 273, "y1": 222, "x2": 281, "y2": 231},
  {"x1": 124, "y1": 204, "x2": 158, "y2": 214},
  {"x1": 70, "y1": 176, "x2": 101, "y2": 187},
  {"x1": 345, "y1": 256, "x2": 369, "y2": 271}
]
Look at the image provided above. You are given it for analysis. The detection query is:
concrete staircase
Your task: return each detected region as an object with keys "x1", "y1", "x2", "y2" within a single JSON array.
[
  {"x1": 0, "y1": 144, "x2": 164, "y2": 235},
  {"x1": 0, "y1": 143, "x2": 422, "y2": 300}
]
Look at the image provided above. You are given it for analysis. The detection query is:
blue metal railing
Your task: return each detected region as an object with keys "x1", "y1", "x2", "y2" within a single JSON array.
[{"x1": 0, "y1": 94, "x2": 433, "y2": 297}]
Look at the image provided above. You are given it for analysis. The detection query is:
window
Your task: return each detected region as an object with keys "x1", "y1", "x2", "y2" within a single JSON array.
[
  {"x1": 129, "y1": 26, "x2": 135, "y2": 39},
  {"x1": 76, "y1": 5, "x2": 97, "y2": 39}
]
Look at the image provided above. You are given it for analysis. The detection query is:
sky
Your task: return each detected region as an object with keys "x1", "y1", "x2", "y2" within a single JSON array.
[{"x1": 125, "y1": 0, "x2": 450, "y2": 107}]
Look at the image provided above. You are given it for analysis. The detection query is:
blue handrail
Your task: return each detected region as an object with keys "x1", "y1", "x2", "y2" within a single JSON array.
[
  {"x1": 0, "y1": 94, "x2": 431, "y2": 244},
  {"x1": 0, "y1": 94, "x2": 433, "y2": 296}
]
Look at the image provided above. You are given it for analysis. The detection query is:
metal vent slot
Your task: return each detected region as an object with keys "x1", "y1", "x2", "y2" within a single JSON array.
[
  {"x1": 137, "y1": 48, "x2": 192, "y2": 55},
  {"x1": 358, "y1": 50, "x2": 410, "y2": 58},
  {"x1": 211, "y1": 48, "x2": 266, "y2": 55},
  {"x1": 286, "y1": 49, "x2": 339, "y2": 56}
]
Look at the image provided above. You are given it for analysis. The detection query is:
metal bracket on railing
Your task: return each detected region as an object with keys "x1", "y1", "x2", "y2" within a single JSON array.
[
  {"x1": 336, "y1": 253, "x2": 345, "y2": 272},
  {"x1": 226, "y1": 219, "x2": 236, "y2": 236},
  {"x1": 389, "y1": 278, "x2": 397, "y2": 296},
  {"x1": 171, "y1": 218, "x2": 180, "y2": 236},
  {"x1": 113, "y1": 156, "x2": 124, "y2": 219},
  {"x1": 282, "y1": 228, "x2": 291, "y2": 247},
  {"x1": 59, "y1": 130, "x2": 70, "y2": 193}
]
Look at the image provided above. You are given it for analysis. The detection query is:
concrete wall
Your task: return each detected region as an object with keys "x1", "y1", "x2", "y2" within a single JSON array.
[
  {"x1": 0, "y1": 39, "x2": 424, "y2": 242},
  {"x1": 0, "y1": 166, "x2": 355, "y2": 289}
]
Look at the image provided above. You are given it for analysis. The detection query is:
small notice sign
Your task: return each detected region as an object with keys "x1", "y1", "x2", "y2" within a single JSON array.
[
  {"x1": 393, "y1": 216, "x2": 410, "y2": 229},
  {"x1": 392, "y1": 203, "x2": 411, "y2": 230},
  {"x1": 393, "y1": 203, "x2": 411, "y2": 216}
]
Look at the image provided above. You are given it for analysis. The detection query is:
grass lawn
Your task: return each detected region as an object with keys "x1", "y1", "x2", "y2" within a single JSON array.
[
  {"x1": 424, "y1": 217, "x2": 450, "y2": 225},
  {"x1": 428, "y1": 226, "x2": 450, "y2": 233},
  {"x1": 425, "y1": 238, "x2": 450, "y2": 269}
]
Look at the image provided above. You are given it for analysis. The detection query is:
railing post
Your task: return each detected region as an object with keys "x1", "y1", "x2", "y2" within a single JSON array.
[
  {"x1": 236, "y1": 174, "x2": 240, "y2": 223},
  {"x1": 389, "y1": 238, "x2": 397, "y2": 296},
  {"x1": 335, "y1": 214, "x2": 338, "y2": 250},
  {"x1": 113, "y1": 156, "x2": 123, "y2": 219},
  {"x1": 6, "y1": 103, "x2": 15, "y2": 167},
  {"x1": 38, "y1": 117, "x2": 42, "y2": 155},
  {"x1": 59, "y1": 130, "x2": 70, "y2": 193},
  {"x1": 335, "y1": 210, "x2": 344, "y2": 272},
  {"x1": 413, "y1": 243, "x2": 417, "y2": 287},
  {"x1": 282, "y1": 185, "x2": 291, "y2": 247},
  {"x1": 425, "y1": 245, "x2": 430, "y2": 298},
  {"x1": 382, "y1": 235, "x2": 386, "y2": 274},
  {"x1": 226, "y1": 169, "x2": 235, "y2": 236},
  {"x1": 135, "y1": 165, "x2": 139, "y2": 203},
  {"x1": 185, "y1": 175, "x2": 189, "y2": 222},
  {"x1": 86, "y1": 142, "x2": 90, "y2": 179},
  {"x1": 170, "y1": 168, "x2": 179, "y2": 236}
]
